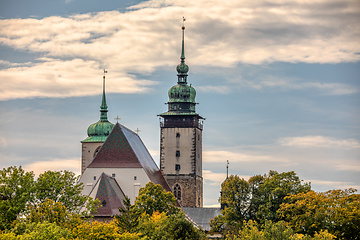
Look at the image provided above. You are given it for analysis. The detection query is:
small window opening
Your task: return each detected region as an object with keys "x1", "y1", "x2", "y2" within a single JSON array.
[
  {"x1": 112, "y1": 173, "x2": 116, "y2": 178},
  {"x1": 176, "y1": 151, "x2": 180, "y2": 157},
  {"x1": 175, "y1": 164, "x2": 181, "y2": 171},
  {"x1": 173, "y1": 184, "x2": 181, "y2": 201},
  {"x1": 176, "y1": 133, "x2": 180, "y2": 138},
  {"x1": 102, "y1": 200, "x2": 107, "y2": 207},
  {"x1": 134, "y1": 176, "x2": 137, "y2": 180},
  {"x1": 93, "y1": 176, "x2": 96, "y2": 181}
]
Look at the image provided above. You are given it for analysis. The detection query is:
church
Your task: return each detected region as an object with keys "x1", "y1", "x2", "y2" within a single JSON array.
[{"x1": 78, "y1": 23, "x2": 210, "y2": 220}]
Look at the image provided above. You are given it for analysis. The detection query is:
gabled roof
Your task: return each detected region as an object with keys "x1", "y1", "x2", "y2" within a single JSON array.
[
  {"x1": 88, "y1": 122, "x2": 171, "y2": 192},
  {"x1": 88, "y1": 172, "x2": 126, "y2": 216},
  {"x1": 88, "y1": 123, "x2": 141, "y2": 168}
]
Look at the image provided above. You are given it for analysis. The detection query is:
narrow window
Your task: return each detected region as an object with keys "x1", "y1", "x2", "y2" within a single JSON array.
[
  {"x1": 176, "y1": 150, "x2": 180, "y2": 157},
  {"x1": 173, "y1": 184, "x2": 181, "y2": 201},
  {"x1": 112, "y1": 173, "x2": 116, "y2": 178},
  {"x1": 176, "y1": 133, "x2": 180, "y2": 138},
  {"x1": 134, "y1": 176, "x2": 137, "y2": 181},
  {"x1": 175, "y1": 164, "x2": 181, "y2": 171},
  {"x1": 93, "y1": 176, "x2": 96, "y2": 181}
]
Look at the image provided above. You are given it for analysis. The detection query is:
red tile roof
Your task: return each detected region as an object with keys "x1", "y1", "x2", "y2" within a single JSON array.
[{"x1": 88, "y1": 123, "x2": 142, "y2": 168}]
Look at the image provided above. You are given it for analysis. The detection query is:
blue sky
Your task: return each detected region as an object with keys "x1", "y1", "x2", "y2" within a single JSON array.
[{"x1": 0, "y1": 0, "x2": 359, "y2": 207}]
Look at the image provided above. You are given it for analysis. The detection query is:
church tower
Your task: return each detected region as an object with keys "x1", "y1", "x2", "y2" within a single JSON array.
[
  {"x1": 81, "y1": 73, "x2": 114, "y2": 174},
  {"x1": 158, "y1": 22, "x2": 204, "y2": 207}
]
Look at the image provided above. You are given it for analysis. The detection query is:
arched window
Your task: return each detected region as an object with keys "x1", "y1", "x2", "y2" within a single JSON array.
[
  {"x1": 176, "y1": 133, "x2": 180, "y2": 138},
  {"x1": 173, "y1": 184, "x2": 181, "y2": 201}
]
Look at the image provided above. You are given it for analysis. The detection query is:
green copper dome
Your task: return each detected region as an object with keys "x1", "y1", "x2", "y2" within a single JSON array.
[
  {"x1": 168, "y1": 83, "x2": 196, "y2": 103},
  {"x1": 82, "y1": 75, "x2": 114, "y2": 143}
]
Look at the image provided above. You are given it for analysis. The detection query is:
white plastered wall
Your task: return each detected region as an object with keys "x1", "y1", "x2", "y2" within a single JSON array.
[{"x1": 79, "y1": 167, "x2": 151, "y2": 204}]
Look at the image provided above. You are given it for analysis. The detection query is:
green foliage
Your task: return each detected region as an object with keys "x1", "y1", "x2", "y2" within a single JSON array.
[
  {"x1": 0, "y1": 166, "x2": 35, "y2": 230},
  {"x1": 115, "y1": 196, "x2": 140, "y2": 233},
  {"x1": 211, "y1": 171, "x2": 311, "y2": 235},
  {"x1": 278, "y1": 188, "x2": 360, "y2": 239},
  {"x1": 115, "y1": 182, "x2": 205, "y2": 239},
  {"x1": 72, "y1": 221, "x2": 124, "y2": 240},
  {"x1": 34, "y1": 170, "x2": 86, "y2": 213},
  {"x1": 227, "y1": 220, "x2": 336, "y2": 240},
  {"x1": 134, "y1": 182, "x2": 179, "y2": 216},
  {"x1": 25, "y1": 199, "x2": 83, "y2": 229},
  {"x1": 137, "y1": 211, "x2": 206, "y2": 240}
]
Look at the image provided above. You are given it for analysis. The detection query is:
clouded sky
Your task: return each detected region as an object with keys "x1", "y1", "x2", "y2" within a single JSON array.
[{"x1": 1, "y1": 0, "x2": 359, "y2": 207}]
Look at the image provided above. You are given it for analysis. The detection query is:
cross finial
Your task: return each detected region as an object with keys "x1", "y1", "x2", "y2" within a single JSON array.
[
  {"x1": 103, "y1": 69, "x2": 107, "y2": 76},
  {"x1": 182, "y1": 16, "x2": 186, "y2": 29},
  {"x1": 135, "y1": 128, "x2": 141, "y2": 134},
  {"x1": 115, "y1": 116, "x2": 121, "y2": 123}
]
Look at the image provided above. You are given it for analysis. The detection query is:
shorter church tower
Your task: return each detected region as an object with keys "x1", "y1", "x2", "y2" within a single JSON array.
[
  {"x1": 81, "y1": 73, "x2": 114, "y2": 174},
  {"x1": 158, "y1": 22, "x2": 204, "y2": 207}
]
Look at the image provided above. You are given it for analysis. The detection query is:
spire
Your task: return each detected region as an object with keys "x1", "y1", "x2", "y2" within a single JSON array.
[
  {"x1": 176, "y1": 17, "x2": 189, "y2": 83},
  {"x1": 100, "y1": 69, "x2": 108, "y2": 121},
  {"x1": 181, "y1": 17, "x2": 186, "y2": 62},
  {"x1": 226, "y1": 160, "x2": 229, "y2": 179}
]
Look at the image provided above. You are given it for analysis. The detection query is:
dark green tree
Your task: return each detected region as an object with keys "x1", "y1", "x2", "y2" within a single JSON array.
[
  {"x1": 34, "y1": 170, "x2": 87, "y2": 212},
  {"x1": 133, "y1": 182, "x2": 179, "y2": 216},
  {"x1": 115, "y1": 196, "x2": 140, "y2": 233},
  {"x1": 0, "y1": 166, "x2": 35, "y2": 230},
  {"x1": 210, "y1": 171, "x2": 311, "y2": 235}
]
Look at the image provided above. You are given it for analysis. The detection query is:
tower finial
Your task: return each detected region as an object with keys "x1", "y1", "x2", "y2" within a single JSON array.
[
  {"x1": 100, "y1": 69, "x2": 108, "y2": 121},
  {"x1": 181, "y1": 17, "x2": 186, "y2": 62},
  {"x1": 176, "y1": 17, "x2": 189, "y2": 83}
]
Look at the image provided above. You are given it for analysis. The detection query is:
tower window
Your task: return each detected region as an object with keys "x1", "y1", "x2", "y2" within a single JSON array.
[
  {"x1": 173, "y1": 184, "x2": 181, "y2": 201},
  {"x1": 112, "y1": 174, "x2": 116, "y2": 178},
  {"x1": 176, "y1": 151, "x2": 180, "y2": 157},
  {"x1": 93, "y1": 176, "x2": 96, "y2": 181},
  {"x1": 175, "y1": 164, "x2": 181, "y2": 171},
  {"x1": 134, "y1": 176, "x2": 137, "y2": 180},
  {"x1": 176, "y1": 133, "x2": 180, "y2": 138}
]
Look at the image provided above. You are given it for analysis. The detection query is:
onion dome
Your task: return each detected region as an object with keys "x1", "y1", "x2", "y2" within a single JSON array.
[
  {"x1": 158, "y1": 21, "x2": 200, "y2": 115},
  {"x1": 82, "y1": 75, "x2": 114, "y2": 143}
]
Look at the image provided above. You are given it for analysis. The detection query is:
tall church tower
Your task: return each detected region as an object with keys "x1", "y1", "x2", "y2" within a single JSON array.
[
  {"x1": 158, "y1": 22, "x2": 204, "y2": 207},
  {"x1": 81, "y1": 73, "x2": 114, "y2": 174}
]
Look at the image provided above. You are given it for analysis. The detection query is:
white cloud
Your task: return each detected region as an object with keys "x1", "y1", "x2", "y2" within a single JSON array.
[
  {"x1": 279, "y1": 136, "x2": 360, "y2": 149},
  {"x1": 24, "y1": 158, "x2": 80, "y2": 177},
  {"x1": 0, "y1": 0, "x2": 359, "y2": 100}
]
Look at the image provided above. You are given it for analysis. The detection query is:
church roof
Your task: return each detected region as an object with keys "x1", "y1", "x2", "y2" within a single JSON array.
[
  {"x1": 88, "y1": 172, "x2": 126, "y2": 216},
  {"x1": 181, "y1": 207, "x2": 221, "y2": 231},
  {"x1": 88, "y1": 122, "x2": 171, "y2": 191}
]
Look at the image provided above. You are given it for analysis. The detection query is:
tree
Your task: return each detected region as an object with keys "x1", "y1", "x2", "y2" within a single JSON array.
[
  {"x1": 210, "y1": 171, "x2": 311, "y2": 235},
  {"x1": 228, "y1": 220, "x2": 335, "y2": 240},
  {"x1": 133, "y1": 182, "x2": 179, "y2": 216},
  {"x1": 278, "y1": 189, "x2": 360, "y2": 239},
  {"x1": 137, "y1": 211, "x2": 206, "y2": 240},
  {"x1": 115, "y1": 182, "x2": 205, "y2": 239},
  {"x1": 0, "y1": 166, "x2": 35, "y2": 230},
  {"x1": 115, "y1": 196, "x2": 140, "y2": 233},
  {"x1": 34, "y1": 170, "x2": 87, "y2": 212}
]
